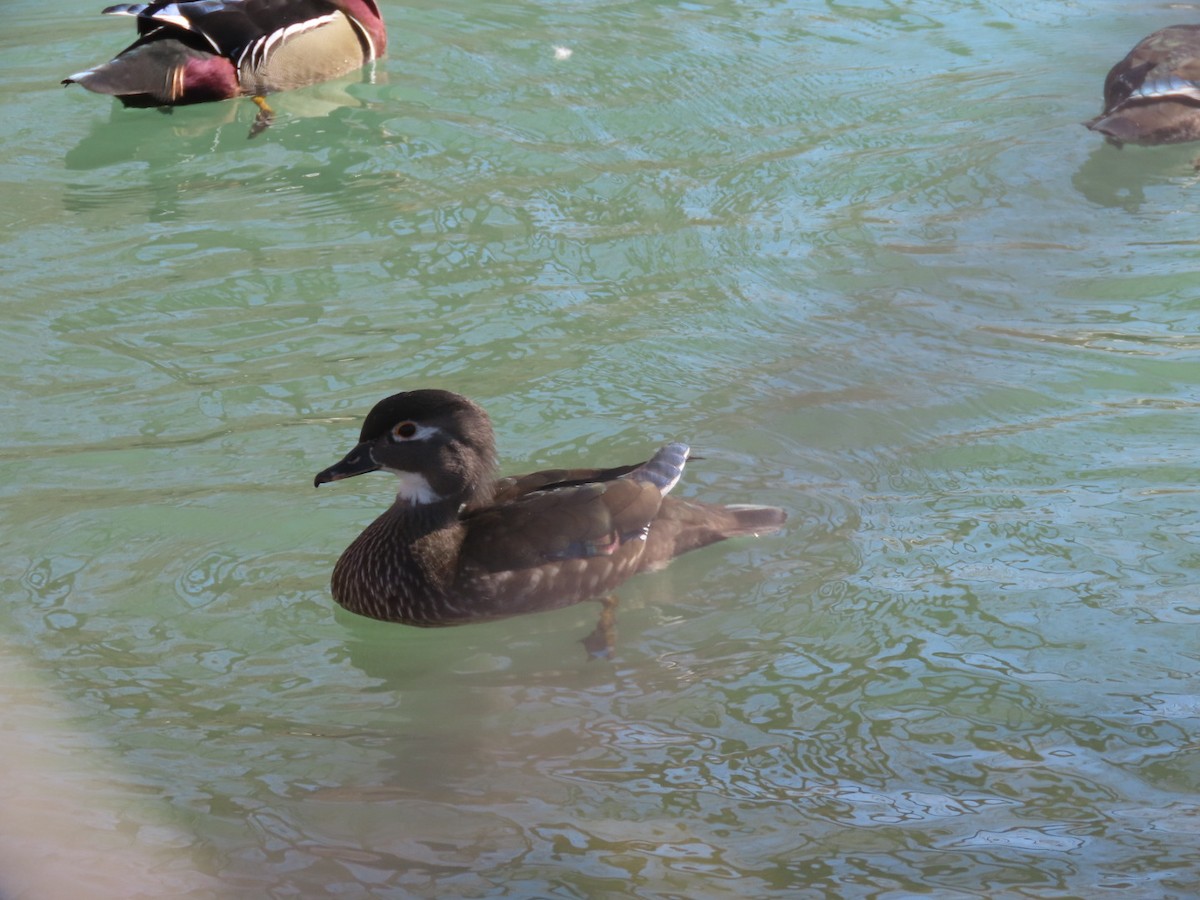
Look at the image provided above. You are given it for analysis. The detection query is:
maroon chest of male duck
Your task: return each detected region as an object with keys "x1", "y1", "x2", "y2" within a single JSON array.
[
  {"x1": 64, "y1": 0, "x2": 386, "y2": 111},
  {"x1": 313, "y1": 390, "x2": 787, "y2": 648}
]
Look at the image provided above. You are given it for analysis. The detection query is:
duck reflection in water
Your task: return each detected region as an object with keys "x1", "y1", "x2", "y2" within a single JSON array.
[{"x1": 314, "y1": 390, "x2": 787, "y2": 658}]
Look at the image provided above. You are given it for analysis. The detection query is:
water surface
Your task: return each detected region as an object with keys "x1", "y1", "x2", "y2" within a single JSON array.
[{"x1": 4, "y1": 0, "x2": 1200, "y2": 896}]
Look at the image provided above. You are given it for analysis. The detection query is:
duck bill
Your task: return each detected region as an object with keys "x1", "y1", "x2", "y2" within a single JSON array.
[{"x1": 314, "y1": 443, "x2": 379, "y2": 487}]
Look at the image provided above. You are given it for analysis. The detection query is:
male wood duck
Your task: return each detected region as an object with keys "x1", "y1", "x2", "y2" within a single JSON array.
[
  {"x1": 313, "y1": 390, "x2": 787, "y2": 654},
  {"x1": 63, "y1": 0, "x2": 386, "y2": 134},
  {"x1": 1086, "y1": 25, "x2": 1200, "y2": 147}
]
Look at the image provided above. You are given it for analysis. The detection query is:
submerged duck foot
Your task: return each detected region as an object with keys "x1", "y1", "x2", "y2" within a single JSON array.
[
  {"x1": 249, "y1": 95, "x2": 274, "y2": 138},
  {"x1": 580, "y1": 596, "x2": 620, "y2": 660}
]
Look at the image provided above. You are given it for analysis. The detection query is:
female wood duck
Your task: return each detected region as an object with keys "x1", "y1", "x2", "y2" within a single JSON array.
[
  {"x1": 1086, "y1": 25, "x2": 1200, "y2": 147},
  {"x1": 313, "y1": 390, "x2": 787, "y2": 653},
  {"x1": 63, "y1": 0, "x2": 386, "y2": 133}
]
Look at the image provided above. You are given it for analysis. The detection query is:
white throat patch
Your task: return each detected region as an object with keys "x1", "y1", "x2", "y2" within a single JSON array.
[{"x1": 386, "y1": 470, "x2": 445, "y2": 506}]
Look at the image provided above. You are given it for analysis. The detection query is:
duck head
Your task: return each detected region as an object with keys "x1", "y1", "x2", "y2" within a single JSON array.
[{"x1": 314, "y1": 389, "x2": 497, "y2": 508}]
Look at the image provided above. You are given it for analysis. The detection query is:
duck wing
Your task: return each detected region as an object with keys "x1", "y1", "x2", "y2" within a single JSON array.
[
  {"x1": 482, "y1": 461, "x2": 641, "y2": 508},
  {"x1": 102, "y1": 0, "x2": 339, "y2": 58},
  {"x1": 454, "y1": 445, "x2": 688, "y2": 613}
]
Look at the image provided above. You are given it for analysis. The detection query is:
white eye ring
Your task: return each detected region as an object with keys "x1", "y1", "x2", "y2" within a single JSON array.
[{"x1": 389, "y1": 421, "x2": 439, "y2": 443}]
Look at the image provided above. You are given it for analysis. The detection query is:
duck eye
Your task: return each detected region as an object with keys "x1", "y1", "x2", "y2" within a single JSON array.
[{"x1": 393, "y1": 421, "x2": 418, "y2": 440}]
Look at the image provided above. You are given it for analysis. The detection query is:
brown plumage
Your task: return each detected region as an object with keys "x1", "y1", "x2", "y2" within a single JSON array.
[
  {"x1": 313, "y1": 390, "x2": 786, "y2": 650},
  {"x1": 1086, "y1": 25, "x2": 1200, "y2": 147}
]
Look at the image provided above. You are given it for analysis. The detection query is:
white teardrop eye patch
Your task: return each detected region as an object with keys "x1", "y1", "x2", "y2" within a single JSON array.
[{"x1": 388, "y1": 420, "x2": 443, "y2": 443}]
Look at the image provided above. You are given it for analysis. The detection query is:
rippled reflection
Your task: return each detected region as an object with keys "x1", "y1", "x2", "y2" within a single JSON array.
[{"x1": 6, "y1": 0, "x2": 1200, "y2": 894}]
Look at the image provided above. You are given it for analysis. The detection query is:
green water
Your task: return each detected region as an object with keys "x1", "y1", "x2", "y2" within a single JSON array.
[{"x1": 4, "y1": 0, "x2": 1200, "y2": 895}]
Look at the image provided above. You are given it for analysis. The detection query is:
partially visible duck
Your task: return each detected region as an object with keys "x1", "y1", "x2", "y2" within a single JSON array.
[
  {"x1": 1086, "y1": 25, "x2": 1200, "y2": 147},
  {"x1": 313, "y1": 390, "x2": 787, "y2": 655},
  {"x1": 63, "y1": 0, "x2": 386, "y2": 133}
]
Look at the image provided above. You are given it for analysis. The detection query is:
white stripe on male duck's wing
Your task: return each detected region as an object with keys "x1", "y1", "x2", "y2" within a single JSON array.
[
  {"x1": 137, "y1": 2, "x2": 230, "y2": 52},
  {"x1": 150, "y1": 0, "x2": 230, "y2": 20},
  {"x1": 143, "y1": 2, "x2": 205, "y2": 29},
  {"x1": 236, "y1": 14, "x2": 339, "y2": 73},
  {"x1": 101, "y1": 4, "x2": 152, "y2": 17}
]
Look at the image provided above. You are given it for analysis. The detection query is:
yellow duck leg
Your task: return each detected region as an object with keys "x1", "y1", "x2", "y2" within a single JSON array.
[{"x1": 249, "y1": 95, "x2": 274, "y2": 137}]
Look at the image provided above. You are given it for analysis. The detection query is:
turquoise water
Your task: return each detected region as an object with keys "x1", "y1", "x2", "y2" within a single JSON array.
[{"x1": 4, "y1": 0, "x2": 1200, "y2": 895}]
